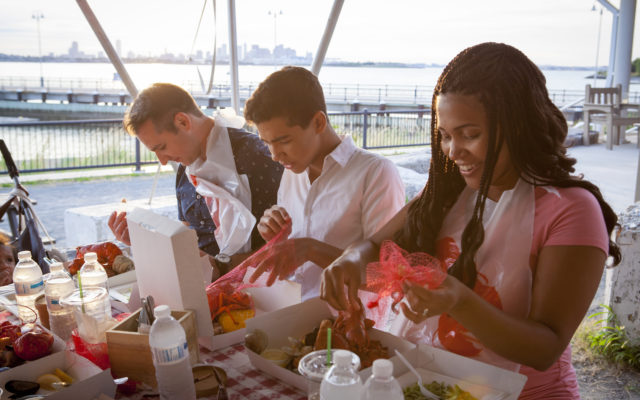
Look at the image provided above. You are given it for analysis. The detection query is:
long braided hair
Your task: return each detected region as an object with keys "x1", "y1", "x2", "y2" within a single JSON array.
[{"x1": 395, "y1": 42, "x2": 621, "y2": 290}]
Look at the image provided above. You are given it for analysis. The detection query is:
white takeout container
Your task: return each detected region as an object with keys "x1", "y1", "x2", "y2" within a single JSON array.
[
  {"x1": 245, "y1": 297, "x2": 416, "y2": 391},
  {"x1": 127, "y1": 208, "x2": 302, "y2": 351},
  {"x1": 396, "y1": 344, "x2": 528, "y2": 400},
  {"x1": 0, "y1": 349, "x2": 116, "y2": 399}
]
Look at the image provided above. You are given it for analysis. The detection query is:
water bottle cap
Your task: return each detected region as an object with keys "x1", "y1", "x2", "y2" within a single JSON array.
[
  {"x1": 49, "y1": 262, "x2": 63, "y2": 272},
  {"x1": 17, "y1": 250, "x2": 32, "y2": 260},
  {"x1": 372, "y1": 358, "x2": 393, "y2": 378},
  {"x1": 84, "y1": 252, "x2": 98, "y2": 262},
  {"x1": 333, "y1": 350, "x2": 353, "y2": 367},
  {"x1": 154, "y1": 304, "x2": 171, "y2": 319}
]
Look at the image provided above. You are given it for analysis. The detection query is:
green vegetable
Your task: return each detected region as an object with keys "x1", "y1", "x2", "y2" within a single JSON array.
[{"x1": 402, "y1": 381, "x2": 478, "y2": 400}]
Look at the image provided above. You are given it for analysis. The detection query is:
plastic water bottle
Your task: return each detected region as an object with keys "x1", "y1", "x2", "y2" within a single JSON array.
[
  {"x1": 320, "y1": 350, "x2": 363, "y2": 400},
  {"x1": 149, "y1": 305, "x2": 196, "y2": 400},
  {"x1": 44, "y1": 262, "x2": 76, "y2": 341},
  {"x1": 362, "y1": 358, "x2": 403, "y2": 400},
  {"x1": 13, "y1": 251, "x2": 44, "y2": 323},
  {"x1": 78, "y1": 252, "x2": 108, "y2": 290}
]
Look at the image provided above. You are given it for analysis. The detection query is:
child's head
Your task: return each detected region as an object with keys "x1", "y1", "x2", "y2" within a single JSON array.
[
  {"x1": 0, "y1": 234, "x2": 16, "y2": 286},
  {"x1": 244, "y1": 66, "x2": 331, "y2": 174}
]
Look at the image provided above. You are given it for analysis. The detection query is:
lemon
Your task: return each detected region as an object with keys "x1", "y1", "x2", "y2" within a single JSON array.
[
  {"x1": 53, "y1": 368, "x2": 74, "y2": 384},
  {"x1": 36, "y1": 373, "x2": 62, "y2": 391}
]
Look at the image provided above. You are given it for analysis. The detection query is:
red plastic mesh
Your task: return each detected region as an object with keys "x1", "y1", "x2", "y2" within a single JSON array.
[
  {"x1": 366, "y1": 240, "x2": 446, "y2": 313},
  {"x1": 70, "y1": 330, "x2": 110, "y2": 370},
  {"x1": 205, "y1": 221, "x2": 294, "y2": 320}
]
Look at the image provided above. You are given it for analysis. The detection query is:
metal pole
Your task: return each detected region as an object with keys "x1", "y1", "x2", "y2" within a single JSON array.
[
  {"x1": 311, "y1": 0, "x2": 344, "y2": 76},
  {"x1": 597, "y1": 0, "x2": 619, "y2": 87},
  {"x1": 612, "y1": 0, "x2": 636, "y2": 100},
  {"x1": 75, "y1": 0, "x2": 138, "y2": 98},
  {"x1": 33, "y1": 12, "x2": 44, "y2": 87},
  {"x1": 636, "y1": 148, "x2": 640, "y2": 203},
  {"x1": 593, "y1": 7, "x2": 603, "y2": 87},
  {"x1": 227, "y1": 0, "x2": 240, "y2": 113}
]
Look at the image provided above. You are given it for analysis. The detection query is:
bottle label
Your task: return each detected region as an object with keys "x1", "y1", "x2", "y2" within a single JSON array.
[
  {"x1": 46, "y1": 296, "x2": 64, "y2": 312},
  {"x1": 15, "y1": 279, "x2": 44, "y2": 296},
  {"x1": 152, "y1": 341, "x2": 188, "y2": 365}
]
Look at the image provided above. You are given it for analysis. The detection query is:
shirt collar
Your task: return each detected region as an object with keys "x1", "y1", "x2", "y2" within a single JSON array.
[{"x1": 324, "y1": 135, "x2": 356, "y2": 168}]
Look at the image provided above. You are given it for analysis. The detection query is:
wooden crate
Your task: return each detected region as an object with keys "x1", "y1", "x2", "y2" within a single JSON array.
[{"x1": 106, "y1": 308, "x2": 200, "y2": 387}]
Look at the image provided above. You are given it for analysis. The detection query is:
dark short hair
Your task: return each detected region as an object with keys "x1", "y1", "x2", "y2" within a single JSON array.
[
  {"x1": 244, "y1": 66, "x2": 327, "y2": 127},
  {"x1": 124, "y1": 83, "x2": 204, "y2": 136}
]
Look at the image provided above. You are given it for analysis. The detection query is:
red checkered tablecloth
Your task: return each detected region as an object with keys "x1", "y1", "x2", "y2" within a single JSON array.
[{"x1": 117, "y1": 343, "x2": 308, "y2": 400}]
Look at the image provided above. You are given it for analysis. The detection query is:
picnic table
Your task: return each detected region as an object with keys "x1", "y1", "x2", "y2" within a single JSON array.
[{"x1": 117, "y1": 343, "x2": 307, "y2": 400}]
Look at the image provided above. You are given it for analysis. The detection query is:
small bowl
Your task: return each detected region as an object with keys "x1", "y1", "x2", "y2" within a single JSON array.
[{"x1": 260, "y1": 348, "x2": 291, "y2": 368}]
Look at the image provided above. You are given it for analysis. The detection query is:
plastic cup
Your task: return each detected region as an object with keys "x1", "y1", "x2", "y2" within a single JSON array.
[
  {"x1": 60, "y1": 287, "x2": 114, "y2": 344},
  {"x1": 298, "y1": 349, "x2": 360, "y2": 400},
  {"x1": 34, "y1": 294, "x2": 49, "y2": 330}
]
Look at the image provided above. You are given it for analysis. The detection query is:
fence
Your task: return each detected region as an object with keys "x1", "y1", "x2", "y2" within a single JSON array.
[
  {"x1": 0, "y1": 119, "x2": 156, "y2": 173},
  {"x1": 0, "y1": 110, "x2": 431, "y2": 174},
  {"x1": 4, "y1": 76, "x2": 622, "y2": 109}
]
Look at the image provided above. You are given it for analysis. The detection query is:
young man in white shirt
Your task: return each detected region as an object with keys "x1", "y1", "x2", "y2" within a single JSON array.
[{"x1": 244, "y1": 66, "x2": 405, "y2": 300}]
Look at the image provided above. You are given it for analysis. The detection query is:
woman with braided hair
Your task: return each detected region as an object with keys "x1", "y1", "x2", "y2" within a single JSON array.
[{"x1": 321, "y1": 42, "x2": 620, "y2": 398}]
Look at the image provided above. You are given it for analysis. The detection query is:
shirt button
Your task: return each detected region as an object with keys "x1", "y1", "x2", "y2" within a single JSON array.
[
  {"x1": 196, "y1": 194, "x2": 201, "y2": 199},
  {"x1": 200, "y1": 221, "x2": 205, "y2": 225}
]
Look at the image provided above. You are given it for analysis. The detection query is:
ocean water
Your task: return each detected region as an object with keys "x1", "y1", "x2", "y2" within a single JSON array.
[{"x1": 0, "y1": 61, "x2": 627, "y2": 93}]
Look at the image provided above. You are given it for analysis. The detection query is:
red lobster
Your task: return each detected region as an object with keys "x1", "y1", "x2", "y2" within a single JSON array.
[
  {"x1": 206, "y1": 281, "x2": 253, "y2": 322},
  {"x1": 68, "y1": 242, "x2": 122, "y2": 275},
  {"x1": 314, "y1": 302, "x2": 388, "y2": 368}
]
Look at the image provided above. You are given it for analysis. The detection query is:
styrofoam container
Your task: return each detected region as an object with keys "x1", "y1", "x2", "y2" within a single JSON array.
[
  {"x1": 245, "y1": 297, "x2": 416, "y2": 392},
  {"x1": 0, "y1": 349, "x2": 116, "y2": 399},
  {"x1": 396, "y1": 344, "x2": 528, "y2": 400}
]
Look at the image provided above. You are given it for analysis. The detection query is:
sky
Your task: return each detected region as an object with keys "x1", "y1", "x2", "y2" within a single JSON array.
[{"x1": 0, "y1": 0, "x2": 639, "y2": 67}]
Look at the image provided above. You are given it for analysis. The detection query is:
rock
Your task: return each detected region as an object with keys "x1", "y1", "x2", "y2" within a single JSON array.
[
  {"x1": 389, "y1": 151, "x2": 431, "y2": 175},
  {"x1": 395, "y1": 166, "x2": 427, "y2": 202}
]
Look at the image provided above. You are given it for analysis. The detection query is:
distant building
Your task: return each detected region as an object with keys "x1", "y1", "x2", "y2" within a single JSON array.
[
  {"x1": 68, "y1": 41, "x2": 80, "y2": 58},
  {"x1": 245, "y1": 44, "x2": 271, "y2": 61},
  {"x1": 273, "y1": 44, "x2": 296, "y2": 59}
]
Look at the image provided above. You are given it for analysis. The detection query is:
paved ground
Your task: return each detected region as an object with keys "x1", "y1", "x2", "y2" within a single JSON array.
[{"x1": 0, "y1": 167, "x2": 176, "y2": 248}]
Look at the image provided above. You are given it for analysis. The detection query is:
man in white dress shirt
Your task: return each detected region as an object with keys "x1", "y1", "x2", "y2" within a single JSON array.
[{"x1": 244, "y1": 66, "x2": 405, "y2": 299}]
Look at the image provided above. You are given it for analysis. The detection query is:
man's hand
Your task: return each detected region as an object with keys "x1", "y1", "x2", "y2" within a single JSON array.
[
  {"x1": 107, "y1": 211, "x2": 131, "y2": 246},
  {"x1": 257, "y1": 205, "x2": 291, "y2": 242},
  {"x1": 248, "y1": 238, "x2": 308, "y2": 286}
]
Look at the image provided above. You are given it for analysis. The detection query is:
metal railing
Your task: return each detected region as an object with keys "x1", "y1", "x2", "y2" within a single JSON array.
[
  {"x1": 330, "y1": 109, "x2": 430, "y2": 149},
  {"x1": 0, "y1": 110, "x2": 431, "y2": 174},
  {"x1": 0, "y1": 119, "x2": 156, "y2": 173},
  {"x1": 4, "y1": 75, "x2": 627, "y2": 108}
]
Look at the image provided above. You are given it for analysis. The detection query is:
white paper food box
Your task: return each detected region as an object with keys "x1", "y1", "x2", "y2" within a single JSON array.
[
  {"x1": 0, "y1": 350, "x2": 116, "y2": 400},
  {"x1": 245, "y1": 297, "x2": 416, "y2": 391},
  {"x1": 127, "y1": 208, "x2": 301, "y2": 351},
  {"x1": 395, "y1": 344, "x2": 528, "y2": 400}
]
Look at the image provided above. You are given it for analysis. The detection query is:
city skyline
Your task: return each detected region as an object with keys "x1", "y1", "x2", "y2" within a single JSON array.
[{"x1": 1, "y1": 0, "x2": 640, "y2": 67}]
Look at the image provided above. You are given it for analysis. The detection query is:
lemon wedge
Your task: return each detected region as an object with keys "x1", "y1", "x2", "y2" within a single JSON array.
[
  {"x1": 37, "y1": 373, "x2": 62, "y2": 391},
  {"x1": 53, "y1": 368, "x2": 74, "y2": 384}
]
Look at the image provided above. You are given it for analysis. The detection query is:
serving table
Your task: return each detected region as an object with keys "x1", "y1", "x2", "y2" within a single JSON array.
[{"x1": 116, "y1": 343, "x2": 307, "y2": 400}]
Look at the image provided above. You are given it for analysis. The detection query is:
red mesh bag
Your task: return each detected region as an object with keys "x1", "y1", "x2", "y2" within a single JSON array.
[
  {"x1": 206, "y1": 221, "x2": 297, "y2": 320},
  {"x1": 366, "y1": 240, "x2": 446, "y2": 313},
  {"x1": 70, "y1": 330, "x2": 110, "y2": 369}
]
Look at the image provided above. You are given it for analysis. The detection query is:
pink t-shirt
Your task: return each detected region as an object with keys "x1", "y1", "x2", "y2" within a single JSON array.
[{"x1": 519, "y1": 186, "x2": 609, "y2": 399}]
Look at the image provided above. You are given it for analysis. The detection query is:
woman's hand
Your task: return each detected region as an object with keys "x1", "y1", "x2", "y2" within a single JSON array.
[
  {"x1": 257, "y1": 206, "x2": 291, "y2": 242},
  {"x1": 321, "y1": 240, "x2": 380, "y2": 312},
  {"x1": 107, "y1": 211, "x2": 131, "y2": 246},
  {"x1": 399, "y1": 275, "x2": 467, "y2": 323}
]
